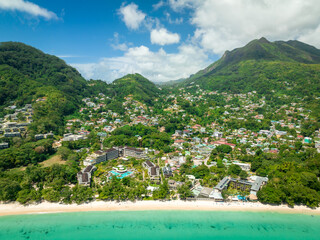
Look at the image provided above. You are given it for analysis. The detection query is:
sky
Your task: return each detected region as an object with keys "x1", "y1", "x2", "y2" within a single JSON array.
[{"x1": 1, "y1": 0, "x2": 320, "y2": 82}]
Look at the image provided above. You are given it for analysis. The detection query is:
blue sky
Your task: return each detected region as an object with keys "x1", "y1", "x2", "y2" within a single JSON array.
[{"x1": 1, "y1": 0, "x2": 320, "y2": 82}]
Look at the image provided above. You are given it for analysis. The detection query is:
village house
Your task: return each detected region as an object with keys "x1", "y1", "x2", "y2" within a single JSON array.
[
  {"x1": 62, "y1": 133, "x2": 87, "y2": 141},
  {"x1": 35, "y1": 134, "x2": 45, "y2": 140},
  {"x1": 4, "y1": 132, "x2": 21, "y2": 138},
  {"x1": 233, "y1": 162, "x2": 251, "y2": 171},
  {"x1": 0, "y1": 142, "x2": 9, "y2": 149}
]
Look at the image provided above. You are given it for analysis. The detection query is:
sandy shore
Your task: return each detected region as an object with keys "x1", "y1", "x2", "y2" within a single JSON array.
[{"x1": 0, "y1": 200, "x2": 319, "y2": 216}]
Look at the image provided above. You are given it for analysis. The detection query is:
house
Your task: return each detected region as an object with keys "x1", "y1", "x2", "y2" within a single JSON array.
[
  {"x1": 4, "y1": 128, "x2": 11, "y2": 133},
  {"x1": 209, "y1": 190, "x2": 224, "y2": 201},
  {"x1": 315, "y1": 141, "x2": 320, "y2": 153},
  {"x1": 174, "y1": 130, "x2": 183, "y2": 136},
  {"x1": 0, "y1": 142, "x2": 9, "y2": 149},
  {"x1": 212, "y1": 141, "x2": 236, "y2": 149},
  {"x1": 77, "y1": 165, "x2": 97, "y2": 186},
  {"x1": 304, "y1": 137, "x2": 312, "y2": 144},
  {"x1": 62, "y1": 134, "x2": 87, "y2": 141},
  {"x1": 35, "y1": 134, "x2": 45, "y2": 140},
  {"x1": 168, "y1": 180, "x2": 177, "y2": 190},
  {"x1": 186, "y1": 175, "x2": 196, "y2": 186},
  {"x1": 233, "y1": 162, "x2": 251, "y2": 171},
  {"x1": 45, "y1": 132, "x2": 54, "y2": 138},
  {"x1": 143, "y1": 160, "x2": 160, "y2": 182},
  {"x1": 6, "y1": 122, "x2": 17, "y2": 128},
  {"x1": 174, "y1": 139, "x2": 185, "y2": 147},
  {"x1": 4, "y1": 132, "x2": 21, "y2": 138},
  {"x1": 198, "y1": 187, "x2": 214, "y2": 198},
  {"x1": 163, "y1": 166, "x2": 173, "y2": 178}
]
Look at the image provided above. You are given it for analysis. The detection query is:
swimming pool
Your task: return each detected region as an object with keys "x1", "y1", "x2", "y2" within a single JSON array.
[{"x1": 110, "y1": 170, "x2": 133, "y2": 179}]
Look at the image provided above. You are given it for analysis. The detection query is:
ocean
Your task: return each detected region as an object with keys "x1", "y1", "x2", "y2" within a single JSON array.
[{"x1": 0, "y1": 211, "x2": 319, "y2": 240}]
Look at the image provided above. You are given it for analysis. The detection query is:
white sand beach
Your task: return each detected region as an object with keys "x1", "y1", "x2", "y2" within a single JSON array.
[{"x1": 0, "y1": 200, "x2": 319, "y2": 216}]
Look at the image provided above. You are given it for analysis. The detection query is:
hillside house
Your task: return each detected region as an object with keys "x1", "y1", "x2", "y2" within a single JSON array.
[{"x1": 0, "y1": 142, "x2": 9, "y2": 149}]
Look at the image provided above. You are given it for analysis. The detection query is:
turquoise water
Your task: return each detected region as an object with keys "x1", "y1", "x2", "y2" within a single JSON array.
[
  {"x1": 110, "y1": 170, "x2": 133, "y2": 179},
  {"x1": 0, "y1": 211, "x2": 319, "y2": 240}
]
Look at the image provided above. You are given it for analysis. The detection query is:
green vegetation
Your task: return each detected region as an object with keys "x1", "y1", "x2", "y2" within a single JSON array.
[
  {"x1": 178, "y1": 38, "x2": 320, "y2": 119},
  {"x1": 112, "y1": 74, "x2": 161, "y2": 104},
  {"x1": 98, "y1": 177, "x2": 147, "y2": 201},
  {"x1": 0, "y1": 42, "x2": 92, "y2": 133},
  {"x1": 242, "y1": 149, "x2": 320, "y2": 208},
  {"x1": 0, "y1": 163, "x2": 93, "y2": 204},
  {"x1": 1, "y1": 39, "x2": 320, "y2": 209},
  {"x1": 0, "y1": 42, "x2": 87, "y2": 109},
  {"x1": 0, "y1": 139, "x2": 54, "y2": 170},
  {"x1": 103, "y1": 124, "x2": 172, "y2": 150}
]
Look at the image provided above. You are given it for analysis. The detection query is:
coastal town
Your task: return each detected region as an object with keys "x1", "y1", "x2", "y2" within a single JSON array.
[
  {"x1": 2, "y1": 1, "x2": 320, "y2": 238},
  {"x1": 1, "y1": 86, "x2": 319, "y2": 205}
]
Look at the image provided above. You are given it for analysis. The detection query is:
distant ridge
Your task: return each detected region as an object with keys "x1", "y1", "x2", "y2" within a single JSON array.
[
  {"x1": 0, "y1": 41, "x2": 88, "y2": 108},
  {"x1": 117, "y1": 73, "x2": 160, "y2": 103},
  {"x1": 186, "y1": 37, "x2": 320, "y2": 83},
  {"x1": 0, "y1": 41, "x2": 91, "y2": 133},
  {"x1": 177, "y1": 38, "x2": 320, "y2": 102}
]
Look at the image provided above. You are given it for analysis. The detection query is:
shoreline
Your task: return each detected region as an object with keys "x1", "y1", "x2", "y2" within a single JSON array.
[{"x1": 0, "y1": 200, "x2": 319, "y2": 217}]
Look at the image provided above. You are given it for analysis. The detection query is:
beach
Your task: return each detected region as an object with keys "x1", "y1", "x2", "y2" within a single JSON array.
[{"x1": 0, "y1": 200, "x2": 319, "y2": 216}]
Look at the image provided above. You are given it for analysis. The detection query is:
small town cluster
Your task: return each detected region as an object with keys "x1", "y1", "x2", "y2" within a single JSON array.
[{"x1": 1, "y1": 87, "x2": 319, "y2": 203}]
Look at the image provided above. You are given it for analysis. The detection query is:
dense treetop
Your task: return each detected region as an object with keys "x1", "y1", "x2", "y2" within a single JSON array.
[{"x1": 0, "y1": 42, "x2": 88, "y2": 107}]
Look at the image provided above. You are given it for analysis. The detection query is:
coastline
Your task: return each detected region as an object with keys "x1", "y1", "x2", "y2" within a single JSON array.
[{"x1": 0, "y1": 200, "x2": 319, "y2": 217}]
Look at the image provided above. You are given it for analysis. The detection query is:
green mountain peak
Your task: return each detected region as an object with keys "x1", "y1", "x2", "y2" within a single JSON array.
[{"x1": 112, "y1": 73, "x2": 160, "y2": 104}]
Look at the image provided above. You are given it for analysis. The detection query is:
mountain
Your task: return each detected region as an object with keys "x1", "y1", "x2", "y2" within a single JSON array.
[
  {"x1": 181, "y1": 38, "x2": 320, "y2": 99},
  {"x1": 0, "y1": 42, "x2": 88, "y2": 109},
  {"x1": 111, "y1": 73, "x2": 161, "y2": 104},
  {"x1": 0, "y1": 42, "x2": 92, "y2": 133}
]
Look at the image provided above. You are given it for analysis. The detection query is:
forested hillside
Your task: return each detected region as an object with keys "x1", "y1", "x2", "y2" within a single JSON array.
[
  {"x1": 112, "y1": 73, "x2": 161, "y2": 104},
  {"x1": 175, "y1": 38, "x2": 320, "y2": 118},
  {"x1": 0, "y1": 43, "x2": 160, "y2": 133},
  {"x1": 0, "y1": 42, "x2": 88, "y2": 107},
  {"x1": 0, "y1": 42, "x2": 91, "y2": 133}
]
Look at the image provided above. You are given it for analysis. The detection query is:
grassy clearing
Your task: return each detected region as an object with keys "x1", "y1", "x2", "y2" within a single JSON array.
[{"x1": 40, "y1": 154, "x2": 66, "y2": 167}]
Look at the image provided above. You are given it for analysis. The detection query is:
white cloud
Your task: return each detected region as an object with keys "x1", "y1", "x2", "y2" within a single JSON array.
[
  {"x1": 298, "y1": 24, "x2": 320, "y2": 48},
  {"x1": 0, "y1": 0, "x2": 57, "y2": 20},
  {"x1": 119, "y1": 3, "x2": 146, "y2": 30},
  {"x1": 150, "y1": 28, "x2": 180, "y2": 45},
  {"x1": 165, "y1": 12, "x2": 183, "y2": 24},
  {"x1": 57, "y1": 55, "x2": 81, "y2": 58},
  {"x1": 153, "y1": 1, "x2": 165, "y2": 10},
  {"x1": 72, "y1": 0, "x2": 320, "y2": 84},
  {"x1": 110, "y1": 32, "x2": 129, "y2": 51},
  {"x1": 168, "y1": 0, "x2": 195, "y2": 11},
  {"x1": 71, "y1": 44, "x2": 209, "y2": 82},
  {"x1": 169, "y1": 0, "x2": 320, "y2": 54},
  {"x1": 111, "y1": 43, "x2": 128, "y2": 51}
]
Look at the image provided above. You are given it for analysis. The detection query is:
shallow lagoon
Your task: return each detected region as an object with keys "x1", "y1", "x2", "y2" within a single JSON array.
[{"x1": 0, "y1": 211, "x2": 319, "y2": 240}]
